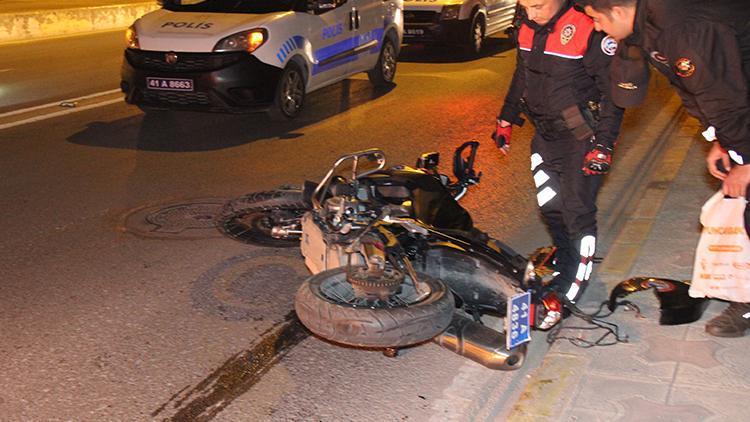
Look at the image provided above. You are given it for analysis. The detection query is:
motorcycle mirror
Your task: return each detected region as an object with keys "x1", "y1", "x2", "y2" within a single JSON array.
[
  {"x1": 416, "y1": 152, "x2": 440, "y2": 173},
  {"x1": 453, "y1": 141, "x2": 480, "y2": 184}
]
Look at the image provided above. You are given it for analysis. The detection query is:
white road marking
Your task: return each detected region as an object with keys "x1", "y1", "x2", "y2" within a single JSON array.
[
  {"x1": 0, "y1": 98, "x2": 123, "y2": 131},
  {"x1": 0, "y1": 89, "x2": 121, "y2": 118},
  {"x1": 0, "y1": 89, "x2": 123, "y2": 130}
]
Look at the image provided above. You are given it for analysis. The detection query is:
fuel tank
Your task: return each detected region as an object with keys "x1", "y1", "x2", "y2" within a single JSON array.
[{"x1": 361, "y1": 168, "x2": 473, "y2": 231}]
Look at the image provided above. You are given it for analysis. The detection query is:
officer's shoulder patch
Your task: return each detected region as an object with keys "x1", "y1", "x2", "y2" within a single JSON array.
[
  {"x1": 560, "y1": 24, "x2": 576, "y2": 45},
  {"x1": 600, "y1": 35, "x2": 617, "y2": 56},
  {"x1": 674, "y1": 57, "x2": 696, "y2": 78}
]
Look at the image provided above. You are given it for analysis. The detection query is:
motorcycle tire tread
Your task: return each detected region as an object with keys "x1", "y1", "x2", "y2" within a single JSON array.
[
  {"x1": 218, "y1": 189, "x2": 306, "y2": 214},
  {"x1": 295, "y1": 267, "x2": 455, "y2": 348},
  {"x1": 215, "y1": 189, "x2": 308, "y2": 247}
]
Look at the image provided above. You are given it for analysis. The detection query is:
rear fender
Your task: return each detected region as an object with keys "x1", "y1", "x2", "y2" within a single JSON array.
[{"x1": 418, "y1": 243, "x2": 523, "y2": 314}]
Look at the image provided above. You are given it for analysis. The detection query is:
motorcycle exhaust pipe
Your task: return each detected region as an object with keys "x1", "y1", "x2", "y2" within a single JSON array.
[{"x1": 433, "y1": 313, "x2": 526, "y2": 370}]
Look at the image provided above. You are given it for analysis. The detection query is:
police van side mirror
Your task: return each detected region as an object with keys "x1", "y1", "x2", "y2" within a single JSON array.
[{"x1": 310, "y1": 0, "x2": 338, "y2": 14}]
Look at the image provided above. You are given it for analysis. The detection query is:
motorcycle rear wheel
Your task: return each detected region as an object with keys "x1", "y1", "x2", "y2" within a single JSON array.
[
  {"x1": 216, "y1": 189, "x2": 308, "y2": 247},
  {"x1": 295, "y1": 267, "x2": 455, "y2": 348}
]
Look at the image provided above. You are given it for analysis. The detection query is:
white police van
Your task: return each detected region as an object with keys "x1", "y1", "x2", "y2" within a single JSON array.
[
  {"x1": 402, "y1": 0, "x2": 516, "y2": 54},
  {"x1": 120, "y1": 0, "x2": 403, "y2": 118}
]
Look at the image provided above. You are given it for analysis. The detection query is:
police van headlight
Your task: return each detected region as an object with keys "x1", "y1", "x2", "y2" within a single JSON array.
[
  {"x1": 125, "y1": 25, "x2": 139, "y2": 49},
  {"x1": 441, "y1": 5, "x2": 461, "y2": 20},
  {"x1": 214, "y1": 29, "x2": 268, "y2": 53}
]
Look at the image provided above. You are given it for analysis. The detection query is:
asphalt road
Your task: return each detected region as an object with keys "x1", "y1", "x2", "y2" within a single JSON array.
[
  {"x1": 0, "y1": 31, "x2": 678, "y2": 420},
  {"x1": 0, "y1": 30, "x2": 126, "y2": 112}
]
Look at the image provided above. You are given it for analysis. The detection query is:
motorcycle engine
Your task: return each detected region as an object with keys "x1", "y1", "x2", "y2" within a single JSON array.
[
  {"x1": 320, "y1": 194, "x2": 375, "y2": 232},
  {"x1": 300, "y1": 194, "x2": 373, "y2": 275}
]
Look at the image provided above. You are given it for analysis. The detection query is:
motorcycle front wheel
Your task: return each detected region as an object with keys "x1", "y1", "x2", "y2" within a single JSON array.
[
  {"x1": 215, "y1": 189, "x2": 309, "y2": 247},
  {"x1": 295, "y1": 267, "x2": 455, "y2": 348}
]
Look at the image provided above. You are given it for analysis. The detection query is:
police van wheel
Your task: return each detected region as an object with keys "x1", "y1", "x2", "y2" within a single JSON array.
[
  {"x1": 368, "y1": 38, "x2": 397, "y2": 87},
  {"x1": 465, "y1": 13, "x2": 485, "y2": 56},
  {"x1": 270, "y1": 62, "x2": 306, "y2": 120}
]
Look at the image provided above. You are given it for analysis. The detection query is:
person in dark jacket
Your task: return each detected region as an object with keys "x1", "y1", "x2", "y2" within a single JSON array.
[
  {"x1": 494, "y1": 0, "x2": 625, "y2": 329},
  {"x1": 580, "y1": 0, "x2": 750, "y2": 337}
]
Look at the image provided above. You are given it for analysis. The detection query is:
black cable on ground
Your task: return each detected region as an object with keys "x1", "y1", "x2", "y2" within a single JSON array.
[{"x1": 545, "y1": 299, "x2": 636, "y2": 348}]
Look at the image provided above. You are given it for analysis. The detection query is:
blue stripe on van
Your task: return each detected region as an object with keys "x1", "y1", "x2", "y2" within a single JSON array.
[
  {"x1": 293, "y1": 35, "x2": 304, "y2": 49},
  {"x1": 312, "y1": 28, "x2": 385, "y2": 75},
  {"x1": 277, "y1": 36, "x2": 308, "y2": 64}
]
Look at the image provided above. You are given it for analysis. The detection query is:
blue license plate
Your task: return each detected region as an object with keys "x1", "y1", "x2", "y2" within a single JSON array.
[
  {"x1": 506, "y1": 292, "x2": 531, "y2": 349},
  {"x1": 146, "y1": 77, "x2": 194, "y2": 92}
]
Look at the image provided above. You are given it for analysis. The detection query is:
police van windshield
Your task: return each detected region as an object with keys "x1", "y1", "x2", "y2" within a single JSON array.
[{"x1": 162, "y1": 0, "x2": 302, "y2": 14}]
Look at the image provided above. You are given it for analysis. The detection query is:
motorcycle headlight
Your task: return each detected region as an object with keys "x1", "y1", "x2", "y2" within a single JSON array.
[
  {"x1": 213, "y1": 29, "x2": 268, "y2": 53},
  {"x1": 125, "y1": 25, "x2": 139, "y2": 49},
  {"x1": 441, "y1": 5, "x2": 461, "y2": 20}
]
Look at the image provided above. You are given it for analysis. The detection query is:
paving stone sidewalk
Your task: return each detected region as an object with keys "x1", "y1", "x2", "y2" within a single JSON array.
[{"x1": 509, "y1": 116, "x2": 750, "y2": 421}]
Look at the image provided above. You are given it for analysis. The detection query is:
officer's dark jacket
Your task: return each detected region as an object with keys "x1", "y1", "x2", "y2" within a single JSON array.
[
  {"x1": 499, "y1": 1, "x2": 623, "y2": 147},
  {"x1": 625, "y1": 0, "x2": 750, "y2": 162}
]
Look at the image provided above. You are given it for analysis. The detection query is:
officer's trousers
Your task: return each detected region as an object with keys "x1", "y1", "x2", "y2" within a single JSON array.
[{"x1": 530, "y1": 132, "x2": 604, "y2": 302}]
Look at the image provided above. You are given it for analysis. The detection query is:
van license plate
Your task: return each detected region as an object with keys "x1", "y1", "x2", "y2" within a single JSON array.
[
  {"x1": 405, "y1": 29, "x2": 424, "y2": 36},
  {"x1": 146, "y1": 77, "x2": 194, "y2": 92}
]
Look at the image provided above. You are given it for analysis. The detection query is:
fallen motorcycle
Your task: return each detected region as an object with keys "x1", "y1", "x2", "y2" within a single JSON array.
[{"x1": 216, "y1": 142, "x2": 558, "y2": 370}]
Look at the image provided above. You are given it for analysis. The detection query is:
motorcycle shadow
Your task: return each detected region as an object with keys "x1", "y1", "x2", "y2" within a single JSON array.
[
  {"x1": 302, "y1": 323, "x2": 434, "y2": 356},
  {"x1": 66, "y1": 79, "x2": 395, "y2": 152}
]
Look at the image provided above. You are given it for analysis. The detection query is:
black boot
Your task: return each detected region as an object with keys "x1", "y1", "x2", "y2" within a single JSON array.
[{"x1": 705, "y1": 302, "x2": 750, "y2": 337}]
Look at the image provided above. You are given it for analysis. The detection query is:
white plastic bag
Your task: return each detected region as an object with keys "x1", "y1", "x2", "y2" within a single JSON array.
[{"x1": 690, "y1": 191, "x2": 750, "y2": 302}]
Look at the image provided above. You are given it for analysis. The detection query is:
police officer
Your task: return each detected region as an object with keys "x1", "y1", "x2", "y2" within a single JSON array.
[
  {"x1": 580, "y1": 0, "x2": 750, "y2": 337},
  {"x1": 495, "y1": 0, "x2": 624, "y2": 329}
]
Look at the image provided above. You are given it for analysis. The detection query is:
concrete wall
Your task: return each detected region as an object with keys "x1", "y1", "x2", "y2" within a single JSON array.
[{"x1": 0, "y1": 2, "x2": 160, "y2": 44}]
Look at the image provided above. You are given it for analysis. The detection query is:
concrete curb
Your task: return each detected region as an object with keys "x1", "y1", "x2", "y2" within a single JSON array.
[{"x1": 0, "y1": 2, "x2": 158, "y2": 44}]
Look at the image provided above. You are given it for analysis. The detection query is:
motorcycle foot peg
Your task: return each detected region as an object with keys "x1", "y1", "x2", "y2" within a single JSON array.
[{"x1": 383, "y1": 347, "x2": 399, "y2": 358}]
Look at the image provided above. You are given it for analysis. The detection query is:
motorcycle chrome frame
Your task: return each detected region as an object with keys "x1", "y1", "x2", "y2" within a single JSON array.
[{"x1": 311, "y1": 149, "x2": 386, "y2": 210}]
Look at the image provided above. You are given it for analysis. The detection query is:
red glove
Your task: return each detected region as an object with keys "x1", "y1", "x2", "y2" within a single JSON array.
[
  {"x1": 492, "y1": 121, "x2": 512, "y2": 155},
  {"x1": 582, "y1": 142, "x2": 614, "y2": 175}
]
